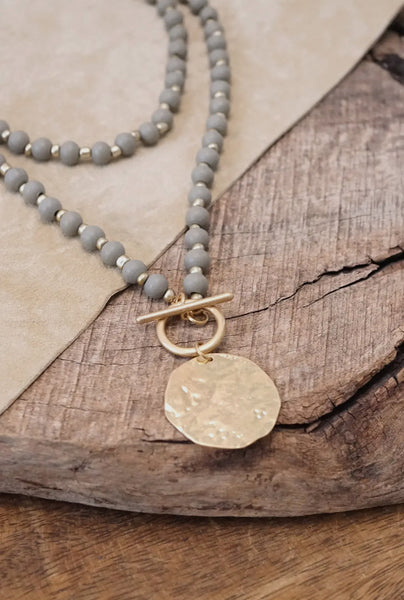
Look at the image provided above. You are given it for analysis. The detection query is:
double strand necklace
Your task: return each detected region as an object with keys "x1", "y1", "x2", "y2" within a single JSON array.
[{"x1": 0, "y1": 0, "x2": 281, "y2": 449}]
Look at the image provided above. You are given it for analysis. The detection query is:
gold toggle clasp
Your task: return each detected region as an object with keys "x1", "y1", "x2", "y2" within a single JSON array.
[
  {"x1": 136, "y1": 292, "x2": 234, "y2": 324},
  {"x1": 136, "y1": 292, "x2": 234, "y2": 358}
]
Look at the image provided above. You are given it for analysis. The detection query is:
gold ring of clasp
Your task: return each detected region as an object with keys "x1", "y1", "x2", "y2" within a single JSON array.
[{"x1": 156, "y1": 306, "x2": 225, "y2": 358}]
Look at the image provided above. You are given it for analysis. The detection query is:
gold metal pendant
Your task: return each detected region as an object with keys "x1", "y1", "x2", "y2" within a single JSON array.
[
  {"x1": 165, "y1": 353, "x2": 281, "y2": 449},
  {"x1": 137, "y1": 293, "x2": 281, "y2": 449}
]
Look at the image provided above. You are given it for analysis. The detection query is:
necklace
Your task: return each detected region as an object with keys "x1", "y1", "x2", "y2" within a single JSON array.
[{"x1": 0, "y1": 0, "x2": 281, "y2": 449}]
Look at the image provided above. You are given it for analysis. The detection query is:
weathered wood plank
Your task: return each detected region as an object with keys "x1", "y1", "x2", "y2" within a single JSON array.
[
  {"x1": 0, "y1": 38, "x2": 403, "y2": 516},
  {"x1": 0, "y1": 496, "x2": 403, "y2": 600}
]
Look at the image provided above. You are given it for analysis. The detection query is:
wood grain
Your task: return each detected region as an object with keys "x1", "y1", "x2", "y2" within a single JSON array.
[
  {"x1": 0, "y1": 495, "x2": 403, "y2": 600},
  {"x1": 0, "y1": 34, "x2": 403, "y2": 516}
]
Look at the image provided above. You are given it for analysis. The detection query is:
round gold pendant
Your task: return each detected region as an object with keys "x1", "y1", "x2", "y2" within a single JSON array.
[{"x1": 164, "y1": 353, "x2": 281, "y2": 449}]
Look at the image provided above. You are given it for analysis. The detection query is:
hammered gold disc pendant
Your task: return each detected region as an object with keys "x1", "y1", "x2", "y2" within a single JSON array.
[{"x1": 164, "y1": 353, "x2": 281, "y2": 449}]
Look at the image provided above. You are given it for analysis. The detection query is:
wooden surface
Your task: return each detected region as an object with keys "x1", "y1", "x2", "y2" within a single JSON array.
[
  {"x1": 1, "y1": 495, "x2": 403, "y2": 600},
  {"x1": 0, "y1": 31, "x2": 403, "y2": 516}
]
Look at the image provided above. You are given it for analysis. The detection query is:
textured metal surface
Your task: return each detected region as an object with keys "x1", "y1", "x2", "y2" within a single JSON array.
[{"x1": 164, "y1": 353, "x2": 281, "y2": 449}]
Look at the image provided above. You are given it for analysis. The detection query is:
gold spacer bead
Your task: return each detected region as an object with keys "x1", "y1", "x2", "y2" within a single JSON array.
[
  {"x1": 55, "y1": 209, "x2": 67, "y2": 222},
  {"x1": 212, "y1": 30, "x2": 223, "y2": 37},
  {"x1": 131, "y1": 130, "x2": 141, "y2": 142},
  {"x1": 189, "y1": 266, "x2": 203, "y2": 274},
  {"x1": 78, "y1": 223, "x2": 87, "y2": 235},
  {"x1": 36, "y1": 193, "x2": 46, "y2": 206},
  {"x1": 192, "y1": 243, "x2": 204, "y2": 250},
  {"x1": 215, "y1": 59, "x2": 226, "y2": 67},
  {"x1": 1, "y1": 129, "x2": 10, "y2": 142},
  {"x1": 24, "y1": 143, "x2": 32, "y2": 157},
  {"x1": 18, "y1": 183, "x2": 26, "y2": 193},
  {"x1": 170, "y1": 85, "x2": 181, "y2": 92},
  {"x1": 116, "y1": 254, "x2": 131, "y2": 269},
  {"x1": 159, "y1": 102, "x2": 170, "y2": 110},
  {"x1": 195, "y1": 182, "x2": 206, "y2": 187},
  {"x1": 51, "y1": 144, "x2": 60, "y2": 159},
  {"x1": 192, "y1": 199, "x2": 204, "y2": 207},
  {"x1": 190, "y1": 223, "x2": 200, "y2": 229},
  {"x1": 214, "y1": 91, "x2": 226, "y2": 98},
  {"x1": 190, "y1": 293, "x2": 203, "y2": 300},
  {"x1": 96, "y1": 237, "x2": 108, "y2": 250},
  {"x1": 156, "y1": 122, "x2": 169, "y2": 136},
  {"x1": 111, "y1": 144, "x2": 122, "y2": 159},
  {"x1": 207, "y1": 143, "x2": 219, "y2": 151},
  {"x1": 79, "y1": 146, "x2": 92, "y2": 161},
  {"x1": 164, "y1": 288, "x2": 176, "y2": 304},
  {"x1": 137, "y1": 272, "x2": 149, "y2": 286},
  {"x1": 0, "y1": 163, "x2": 10, "y2": 176}
]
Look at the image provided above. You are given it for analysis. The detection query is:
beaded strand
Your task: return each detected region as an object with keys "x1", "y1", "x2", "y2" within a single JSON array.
[{"x1": 0, "y1": 0, "x2": 230, "y2": 302}]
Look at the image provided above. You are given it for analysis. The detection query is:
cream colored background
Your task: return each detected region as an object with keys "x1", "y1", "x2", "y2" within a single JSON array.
[{"x1": 0, "y1": 0, "x2": 401, "y2": 412}]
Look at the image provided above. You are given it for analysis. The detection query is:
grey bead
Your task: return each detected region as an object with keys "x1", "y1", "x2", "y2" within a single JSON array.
[
  {"x1": 139, "y1": 122, "x2": 159, "y2": 146},
  {"x1": 60, "y1": 140, "x2": 80, "y2": 166},
  {"x1": 157, "y1": 0, "x2": 176, "y2": 15},
  {"x1": 204, "y1": 20, "x2": 223, "y2": 39},
  {"x1": 100, "y1": 241, "x2": 125, "y2": 266},
  {"x1": 92, "y1": 141, "x2": 111, "y2": 165},
  {"x1": 210, "y1": 80, "x2": 231, "y2": 98},
  {"x1": 169, "y1": 39, "x2": 187, "y2": 59},
  {"x1": 31, "y1": 137, "x2": 52, "y2": 161},
  {"x1": 210, "y1": 97, "x2": 230, "y2": 117},
  {"x1": 115, "y1": 132, "x2": 136, "y2": 157},
  {"x1": 164, "y1": 9, "x2": 183, "y2": 29},
  {"x1": 38, "y1": 197, "x2": 62, "y2": 223},
  {"x1": 207, "y1": 34, "x2": 226, "y2": 52},
  {"x1": 184, "y1": 226, "x2": 209, "y2": 249},
  {"x1": 209, "y1": 48, "x2": 229, "y2": 67},
  {"x1": 80, "y1": 225, "x2": 105, "y2": 252},
  {"x1": 211, "y1": 64, "x2": 231, "y2": 82},
  {"x1": 183, "y1": 272, "x2": 208, "y2": 296},
  {"x1": 196, "y1": 147, "x2": 220, "y2": 170},
  {"x1": 60, "y1": 211, "x2": 83, "y2": 237},
  {"x1": 122, "y1": 259, "x2": 147, "y2": 284},
  {"x1": 152, "y1": 108, "x2": 173, "y2": 129},
  {"x1": 188, "y1": 185, "x2": 212, "y2": 205},
  {"x1": 22, "y1": 180, "x2": 45, "y2": 205},
  {"x1": 202, "y1": 129, "x2": 223, "y2": 152},
  {"x1": 189, "y1": 0, "x2": 207, "y2": 14},
  {"x1": 185, "y1": 248, "x2": 211, "y2": 272},
  {"x1": 165, "y1": 70, "x2": 185, "y2": 90},
  {"x1": 4, "y1": 167, "x2": 28, "y2": 192},
  {"x1": 166, "y1": 56, "x2": 186, "y2": 74},
  {"x1": 186, "y1": 206, "x2": 210, "y2": 229},
  {"x1": 159, "y1": 88, "x2": 181, "y2": 112},
  {"x1": 7, "y1": 130, "x2": 29, "y2": 154},
  {"x1": 200, "y1": 5, "x2": 218, "y2": 23},
  {"x1": 191, "y1": 163, "x2": 214, "y2": 186},
  {"x1": 144, "y1": 274, "x2": 169, "y2": 300},
  {"x1": 0, "y1": 120, "x2": 9, "y2": 139},
  {"x1": 169, "y1": 24, "x2": 187, "y2": 41},
  {"x1": 206, "y1": 113, "x2": 227, "y2": 136}
]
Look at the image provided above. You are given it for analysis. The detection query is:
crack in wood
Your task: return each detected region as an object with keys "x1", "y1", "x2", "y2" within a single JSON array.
[
  {"x1": 370, "y1": 24, "x2": 404, "y2": 84},
  {"x1": 228, "y1": 248, "x2": 404, "y2": 319}
]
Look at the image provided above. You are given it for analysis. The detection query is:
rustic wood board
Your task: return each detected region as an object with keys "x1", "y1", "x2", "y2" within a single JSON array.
[
  {"x1": 0, "y1": 495, "x2": 403, "y2": 600},
  {"x1": 0, "y1": 32, "x2": 403, "y2": 517}
]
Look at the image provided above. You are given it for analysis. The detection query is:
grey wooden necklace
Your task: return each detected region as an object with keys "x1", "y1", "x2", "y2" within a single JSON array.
[{"x1": 0, "y1": 0, "x2": 281, "y2": 449}]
